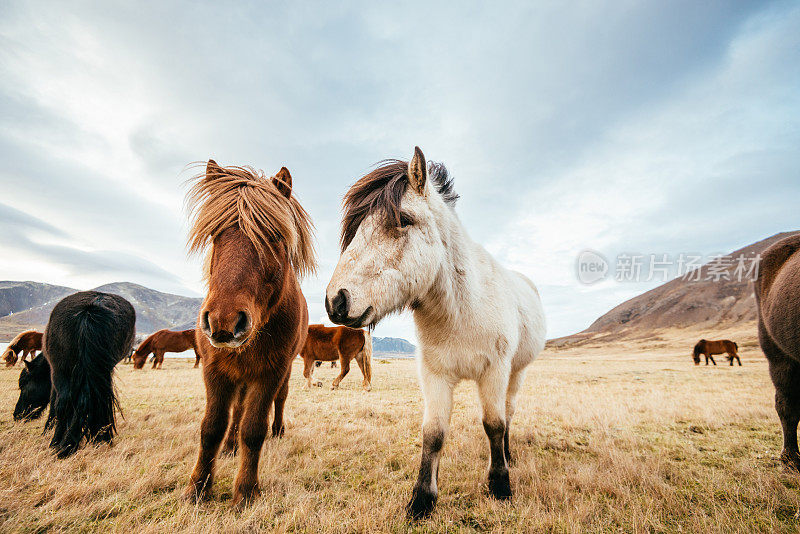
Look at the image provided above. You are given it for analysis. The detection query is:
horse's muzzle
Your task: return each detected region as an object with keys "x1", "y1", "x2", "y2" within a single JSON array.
[{"x1": 326, "y1": 289, "x2": 375, "y2": 328}]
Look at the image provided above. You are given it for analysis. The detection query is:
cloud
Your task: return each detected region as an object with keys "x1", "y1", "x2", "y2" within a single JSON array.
[{"x1": 0, "y1": 0, "x2": 797, "y2": 340}]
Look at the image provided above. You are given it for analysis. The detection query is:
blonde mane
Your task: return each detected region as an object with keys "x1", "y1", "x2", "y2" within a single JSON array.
[{"x1": 186, "y1": 163, "x2": 316, "y2": 279}]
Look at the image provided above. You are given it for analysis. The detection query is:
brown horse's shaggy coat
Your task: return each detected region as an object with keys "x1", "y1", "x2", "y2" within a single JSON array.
[
  {"x1": 3, "y1": 330, "x2": 43, "y2": 367},
  {"x1": 132, "y1": 329, "x2": 199, "y2": 369},
  {"x1": 755, "y1": 234, "x2": 800, "y2": 469},
  {"x1": 182, "y1": 160, "x2": 315, "y2": 507},
  {"x1": 692, "y1": 339, "x2": 741, "y2": 366},
  {"x1": 300, "y1": 324, "x2": 372, "y2": 391}
]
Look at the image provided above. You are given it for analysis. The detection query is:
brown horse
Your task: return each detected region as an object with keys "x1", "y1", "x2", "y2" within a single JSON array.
[
  {"x1": 755, "y1": 234, "x2": 800, "y2": 469},
  {"x1": 693, "y1": 339, "x2": 741, "y2": 366},
  {"x1": 181, "y1": 160, "x2": 315, "y2": 508},
  {"x1": 300, "y1": 324, "x2": 372, "y2": 391},
  {"x1": 3, "y1": 330, "x2": 43, "y2": 367},
  {"x1": 132, "y1": 329, "x2": 200, "y2": 369}
]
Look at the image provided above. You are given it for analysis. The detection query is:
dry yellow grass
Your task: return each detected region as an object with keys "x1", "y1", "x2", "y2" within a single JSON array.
[{"x1": 1, "y1": 330, "x2": 799, "y2": 533}]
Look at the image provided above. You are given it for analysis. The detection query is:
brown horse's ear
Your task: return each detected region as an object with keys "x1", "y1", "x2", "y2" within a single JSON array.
[
  {"x1": 23, "y1": 359, "x2": 32, "y2": 370},
  {"x1": 273, "y1": 167, "x2": 293, "y2": 198},
  {"x1": 408, "y1": 146, "x2": 427, "y2": 195},
  {"x1": 206, "y1": 159, "x2": 222, "y2": 176}
]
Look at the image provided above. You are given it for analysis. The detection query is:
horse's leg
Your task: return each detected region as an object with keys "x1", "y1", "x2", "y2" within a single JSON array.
[
  {"x1": 221, "y1": 384, "x2": 246, "y2": 456},
  {"x1": 183, "y1": 374, "x2": 235, "y2": 502},
  {"x1": 736, "y1": 354, "x2": 742, "y2": 366},
  {"x1": 232, "y1": 377, "x2": 280, "y2": 507},
  {"x1": 158, "y1": 351, "x2": 165, "y2": 369},
  {"x1": 504, "y1": 369, "x2": 526, "y2": 466},
  {"x1": 763, "y1": 330, "x2": 800, "y2": 470},
  {"x1": 272, "y1": 369, "x2": 291, "y2": 438},
  {"x1": 331, "y1": 355, "x2": 350, "y2": 390},
  {"x1": 478, "y1": 367, "x2": 512, "y2": 500},
  {"x1": 194, "y1": 351, "x2": 200, "y2": 368},
  {"x1": 302, "y1": 357, "x2": 316, "y2": 389},
  {"x1": 354, "y1": 356, "x2": 366, "y2": 389},
  {"x1": 407, "y1": 370, "x2": 455, "y2": 520},
  {"x1": 708, "y1": 354, "x2": 716, "y2": 366},
  {"x1": 151, "y1": 350, "x2": 159, "y2": 369}
]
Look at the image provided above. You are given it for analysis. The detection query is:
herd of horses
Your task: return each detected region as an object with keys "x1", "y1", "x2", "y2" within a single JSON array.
[{"x1": 4, "y1": 147, "x2": 800, "y2": 520}]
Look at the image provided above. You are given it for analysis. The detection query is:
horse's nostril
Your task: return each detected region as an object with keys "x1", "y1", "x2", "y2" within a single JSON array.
[
  {"x1": 234, "y1": 312, "x2": 249, "y2": 337},
  {"x1": 202, "y1": 311, "x2": 211, "y2": 331},
  {"x1": 332, "y1": 289, "x2": 350, "y2": 319}
]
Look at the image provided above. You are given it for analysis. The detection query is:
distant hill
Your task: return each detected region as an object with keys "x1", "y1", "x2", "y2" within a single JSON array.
[
  {"x1": 0, "y1": 281, "x2": 202, "y2": 339},
  {"x1": 553, "y1": 231, "x2": 799, "y2": 346},
  {"x1": 0, "y1": 281, "x2": 74, "y2": 318},
  {"x1": 372, "y1": 336, "x2": 416, "y2": 355}
]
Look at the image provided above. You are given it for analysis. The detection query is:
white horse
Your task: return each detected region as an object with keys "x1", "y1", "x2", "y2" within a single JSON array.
[{"x1": 326, "y1": 147, "x2": 546, "y2": 519}]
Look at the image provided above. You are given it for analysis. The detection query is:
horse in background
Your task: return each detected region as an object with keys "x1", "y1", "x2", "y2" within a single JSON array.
[
  {"x1": 43, "y1": 291, "x2": 136, "y2": 458},
  {"x1": 132, "y1": 329, "x2": 200, "y2": 369},
  {"x1": 755, "y1": 234, "x2": 800, "y2": 470},
  {"x1": 182, "y1": 160, "x2": 315, "y2": 507},
  {"x1": 326, "y1": 147, "x2": 546, "y2": 519},
  {"x1": 14, "y1": 353, "x2": 51, "y2": 421},
  {"x1": 300, "y1": 324, "x2": 372, "y2": 391},
  {"x1": 693, "y1": 339, "x2": 741, "y2": 366},
  {"x1": 3, "y1": 330, "x2": 43, "y2": 367}
]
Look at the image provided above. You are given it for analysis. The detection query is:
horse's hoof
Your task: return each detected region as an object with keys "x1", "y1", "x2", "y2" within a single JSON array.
[
  {"x1": 232, "y1": 484, "x2": 261, "y2": 509},
  {"x1": 407, "y1": 487, "x2": 437, "y2": 520},
  {"x1": 182, "y1": 484, "x2": 211, "y2": 504},
  {"x1": 488, "y1": 469, "x2": 512, "y2": 500},
  {"x1": 781, "y1": 450, "x2": 800, "y2": 471}
]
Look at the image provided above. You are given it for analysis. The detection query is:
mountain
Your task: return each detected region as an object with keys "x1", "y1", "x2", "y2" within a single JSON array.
[
  {"x1": 0, "y1": 281, "x2": 202, "y2": 339},
  {"x1": 373, "y1": 336, "x2": 416, "y2": 354},
  {"x1": 0, "y1": 281, "x2": 74, "y2": 318},
  {"x1": 554, "y1": 231, "x2": 799, "y2": 346}
]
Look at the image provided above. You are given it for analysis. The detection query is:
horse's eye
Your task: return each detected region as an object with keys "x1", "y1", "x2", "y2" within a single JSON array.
[{"x1": 398, "y1": 213, "x2": 414, "y2": 228}]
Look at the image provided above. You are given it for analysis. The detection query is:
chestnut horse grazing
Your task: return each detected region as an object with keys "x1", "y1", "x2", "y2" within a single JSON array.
[
  {"x1": 3, "y1": 330, "x2": 43, "y2": 367},
  {"x1": 132, "y1": 329, "x2": 200, "y2": 369},
  {"x1": 755, "y1": 234, "x2": 800, "y2": 469},
  {"x1": 300, "y1": 324, "x2": 372, "y2": 391},
  {"x1": 44, "y1": 291, "x2": 136, "y2": 458},
  {"x1": 693, "y1": 339, "x2": 741, "y2": 366},
  {"x1": 182, "y1": 160, "x2": 315, "y2": 507},
  {"x1": 327, "y1": 148, "x2": 546, "y2": 519}
]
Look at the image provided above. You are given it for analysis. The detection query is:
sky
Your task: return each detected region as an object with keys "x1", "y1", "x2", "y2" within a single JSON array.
[{"x1": 1, "y1": 1, "x2": 798, "y2": 342}]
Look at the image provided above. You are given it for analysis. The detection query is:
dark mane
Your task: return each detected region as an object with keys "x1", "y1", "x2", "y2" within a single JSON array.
[{"x1": 341, "y1": 159, "x2": 458, "y2": 251}]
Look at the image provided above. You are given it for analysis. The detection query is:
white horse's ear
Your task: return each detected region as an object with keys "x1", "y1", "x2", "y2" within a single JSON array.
[
  {"x1": 273, "y1": 167, "x2": 293, "y2": 198},
  {"x1": 206, "y1": 159, "x2": 222, "y2": 176},
  {"x1": 408, "y1": 146, "x2": 427, "y2": 195}
]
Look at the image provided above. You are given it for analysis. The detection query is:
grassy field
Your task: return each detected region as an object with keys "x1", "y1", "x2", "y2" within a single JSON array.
[{"x1": 1, "y1": 328, "x2": 799, "y2": 533}]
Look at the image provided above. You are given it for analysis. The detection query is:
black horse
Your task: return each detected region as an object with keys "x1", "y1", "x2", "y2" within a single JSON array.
[
  {"x1": 13, "y1": 353, "x2": 51, "y2": 421},
  {"x1": 17, "y1": 291, "x2": 136, "y2": 458}
]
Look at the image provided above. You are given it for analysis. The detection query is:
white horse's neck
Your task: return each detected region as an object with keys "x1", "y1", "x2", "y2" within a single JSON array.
[{"x1": 412, "y1": 202, "x2": 490, "y2": 342}]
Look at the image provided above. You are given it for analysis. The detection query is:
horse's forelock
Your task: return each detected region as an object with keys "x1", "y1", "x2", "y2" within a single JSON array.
[
  {"x1": 340, "y1": 159, "x2": 458, "y2": 252},
  {"x1": 186, "y1": 163, "x2": 317, "y2": 279}
]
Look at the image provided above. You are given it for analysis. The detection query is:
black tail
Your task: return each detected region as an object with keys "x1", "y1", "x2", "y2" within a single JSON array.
[{"x1": 45, "y1": 292, "x2": 135, "y2": 458}]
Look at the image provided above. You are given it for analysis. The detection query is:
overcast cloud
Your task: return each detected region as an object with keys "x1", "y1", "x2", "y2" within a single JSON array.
[{"x1": 1, "y1": 1, "x2": 798, "y2": 341}]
